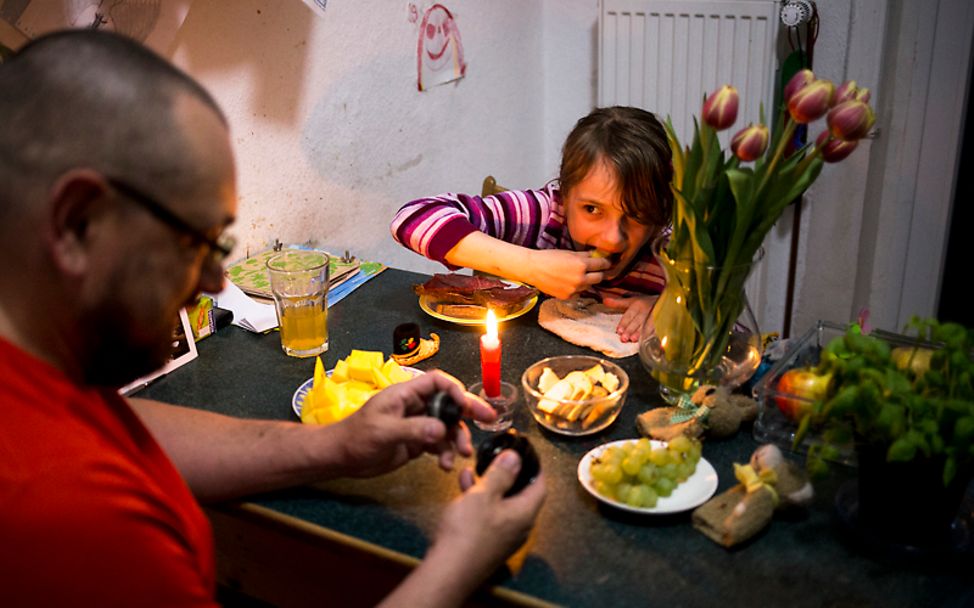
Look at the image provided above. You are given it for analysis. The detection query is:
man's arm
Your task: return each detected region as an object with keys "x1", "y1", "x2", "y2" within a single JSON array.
[
  {"x1": 129, "y1": 371, "x2": 495, "y2": 503},
  {"x1": 379, "y1": 450, "x2": 547, "y2": 608}
]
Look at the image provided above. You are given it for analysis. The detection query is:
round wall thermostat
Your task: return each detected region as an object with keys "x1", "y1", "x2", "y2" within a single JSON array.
[{"x1": 780, "y1": 0, "x2": 814, "y2": 27}]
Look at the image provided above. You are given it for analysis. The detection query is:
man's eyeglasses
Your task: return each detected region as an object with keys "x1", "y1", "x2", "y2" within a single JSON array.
[{"x1": 106, "y1": 177, "x2": 236, "y2": 264}]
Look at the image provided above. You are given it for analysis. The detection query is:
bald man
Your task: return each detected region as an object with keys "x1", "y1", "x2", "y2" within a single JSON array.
[{"x1": 0, "y1": 29, "x2": 544, "y2": 607}]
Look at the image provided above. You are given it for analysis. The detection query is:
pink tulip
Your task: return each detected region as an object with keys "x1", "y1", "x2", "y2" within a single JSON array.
[
  {"x1": 816, "y1": 130, "x2": 858, "y2": 163},
  {"x1": 788, "y1": 79, "x2": 835, "y2": 124},
  {"x1": 702, "y1": 85, "x2": 739, "y2": 131},
  {"x1": 784, "y1": 69, "x2": 815, "y2": 103},
  {"x1": 836, "y1": 80, "x2": 871, "y2": 104},
  {"x1": 731, "y1": 124, "x2": 769, "y2": 162},
  {"x1": 827, "y1": 100, "x2": 875, "y2": 141}
]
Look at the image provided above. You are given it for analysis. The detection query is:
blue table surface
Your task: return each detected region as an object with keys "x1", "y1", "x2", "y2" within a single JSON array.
[{"x1": 140, "y1": 268, "x2": 974, "y2": 608}]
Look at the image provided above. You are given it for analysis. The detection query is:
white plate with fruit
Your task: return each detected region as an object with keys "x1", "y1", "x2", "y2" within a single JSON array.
[
  {"x1": 293, "y1": 350, "x2": 422, "y2": 424},
  {"x1": 578, "y1": 437, "x2": 718, "y2": 514}
]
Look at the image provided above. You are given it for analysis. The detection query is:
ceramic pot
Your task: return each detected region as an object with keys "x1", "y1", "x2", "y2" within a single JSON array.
[{"x1": 854, "y1": 442, "x2": 971, "y2": 548}]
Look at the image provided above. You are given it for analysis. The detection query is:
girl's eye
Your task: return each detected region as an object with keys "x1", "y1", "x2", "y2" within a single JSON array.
[{"x1": 583, "y1": 204, "x2": 600, "y2": 215}]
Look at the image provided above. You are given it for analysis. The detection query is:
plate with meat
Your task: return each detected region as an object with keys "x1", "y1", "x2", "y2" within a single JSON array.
[{"x1": 415, "y1": 273, "x2": 540, "y2": 325}]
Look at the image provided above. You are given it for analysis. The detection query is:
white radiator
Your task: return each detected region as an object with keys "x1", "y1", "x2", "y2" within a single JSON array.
[
  {"x1": 599, "y1": 0, "x2": 779, "y2": 145},
  {"x1": 598, "y1": 0, "x2": 787, "y2": 334}
]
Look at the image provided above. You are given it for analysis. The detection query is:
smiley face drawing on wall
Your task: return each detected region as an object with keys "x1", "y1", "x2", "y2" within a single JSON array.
[{"x1": 417, "y1": 4, "x2": 466, "y2": 91}]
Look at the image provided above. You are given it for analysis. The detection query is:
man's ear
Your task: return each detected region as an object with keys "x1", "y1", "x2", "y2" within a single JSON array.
[{"x1": 45, "y1": 169, "x2": 112, "y2": 277}]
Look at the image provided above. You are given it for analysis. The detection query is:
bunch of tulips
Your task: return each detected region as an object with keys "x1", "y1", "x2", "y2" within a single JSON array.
[
  {"x1": 712, "y1": 69, "x2": 876, "y2": 165},
  {"x1": 649, "y1": 69, "x2": 876, "y2": 387}
]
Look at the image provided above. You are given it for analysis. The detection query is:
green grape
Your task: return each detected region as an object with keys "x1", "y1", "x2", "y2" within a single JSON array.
[
  {"x1": 649, "y1": 447, "x2": 669, "y2": 466},
  {"x1": 632, "y1": 439, "x2": 651, "y2": 462},
  {"x1": 615, "y1": 481, "x2": 633, "y2": 502},
  {"x1": 592, "y1": 479, "x2": 611, "y2": 496},
  {"x1": 640, "y1": 485, "x2": 659, "y2": 508},
  {"x1": 637, "y1": 462, "x2": 658, "y2": 485},
  {"x1": 675, "y1": 461, "x2": 693, "y2": 482},
  {"x1": 604, "y1": 446, "x2": 624, "y2": 465},
  {"x1": 603, "y1": 462, "x2": 623, "y2": 485},
  {"x1": 625, "y1": 485, "x2": 644, "y2": 507},
  {"x1": 668, "y1": 435, "x2": 692, "y2": 453},
  {"x1": 621, "y1": 451, "x2": 645, "y2": 476},
  {"x1": 660, "y1": 462, "x2": 678, "y2": 480},
  {"x1": 655, "y1": 476, "x2": 676, "y2": 497},
  {"x1": 590, "y1": 463, "x2": 609, "y2": 483}
]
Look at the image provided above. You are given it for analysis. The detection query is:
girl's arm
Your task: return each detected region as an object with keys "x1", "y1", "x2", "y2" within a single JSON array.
[
  {"x1": 444, "y1": 231, "x2": 608, "y2": 300},
  {"x1": 391, "y1": 188, "x2": 609, "y2": 298}
]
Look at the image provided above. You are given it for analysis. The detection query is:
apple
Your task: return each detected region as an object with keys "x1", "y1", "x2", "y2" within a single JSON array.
[
  {"x1": 774, "y1": 367, "x2": 832, "y2": 422},
  {"x1": 890, "y1": 346, "x2": 933, "y2": 376}
]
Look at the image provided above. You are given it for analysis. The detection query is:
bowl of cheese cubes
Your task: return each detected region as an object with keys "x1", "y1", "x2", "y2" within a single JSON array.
[{"x1": 521, "y1": 355, "x2": 629, "y2": 436}]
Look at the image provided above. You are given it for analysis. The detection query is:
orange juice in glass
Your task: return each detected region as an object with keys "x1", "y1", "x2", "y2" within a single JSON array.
[{"x1": 266, "y1": 249, "x2": 330, "y2": 357}]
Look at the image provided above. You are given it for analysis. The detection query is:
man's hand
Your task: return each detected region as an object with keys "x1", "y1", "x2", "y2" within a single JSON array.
[
  {"x1": 602, "y1": 294, "x2": 658, "y2": 343},
  {"x1": 524, "y1": 249, "x2": 611, "y2": 299},
  {"x1": 377, "y1": 450, "x2": 546, "y2": 608},
  {"x1": 334, "y1": 370, "x2": 495, "y2": 478},
  {"x1": 432, "y1": 452, "x2": 546, "y2": 587},
  {"x1": 446, "y1": 450, "x2": 546, "y2": 555}
]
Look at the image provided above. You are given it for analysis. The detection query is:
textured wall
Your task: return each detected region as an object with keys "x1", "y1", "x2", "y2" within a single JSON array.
[
  {"x1": 170, "y1": 0, "x2": 597, "y2": 275},
  {"x1": 168, "y1": 1, "x2": 962, "y2": 336}
]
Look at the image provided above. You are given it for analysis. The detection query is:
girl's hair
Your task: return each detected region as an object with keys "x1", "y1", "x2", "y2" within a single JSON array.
[{"x1": 559, "y1": 106, "x2": 673, "y2": 229}]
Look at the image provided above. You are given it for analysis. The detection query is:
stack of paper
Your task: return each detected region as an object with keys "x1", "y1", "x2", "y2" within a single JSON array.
[{"x1": 209, "y1": 281, "x2": 278, "y2": 333}]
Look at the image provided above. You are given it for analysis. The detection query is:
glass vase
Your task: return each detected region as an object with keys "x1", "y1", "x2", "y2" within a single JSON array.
[{"x1": 638, "y1": 236, "x2": 764, "y2": 404}]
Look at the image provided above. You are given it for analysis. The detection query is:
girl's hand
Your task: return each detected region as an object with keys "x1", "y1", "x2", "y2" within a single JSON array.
[
  {"x1": 602, "y1": 294, "x2": 658, "y2": 343},
  {"x1": 525, "y1": 249, "x2": 611, "y2": 299}
]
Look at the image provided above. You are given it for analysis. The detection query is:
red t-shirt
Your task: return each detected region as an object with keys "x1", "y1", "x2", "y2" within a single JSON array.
[{"x1": 0, "y1": 337, "x2": 217, "y2": 606}]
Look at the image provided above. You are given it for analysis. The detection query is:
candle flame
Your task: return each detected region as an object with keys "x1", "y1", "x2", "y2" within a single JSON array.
[{"x1": 485, "y1": 309, "x2": 498, "y2": 340}]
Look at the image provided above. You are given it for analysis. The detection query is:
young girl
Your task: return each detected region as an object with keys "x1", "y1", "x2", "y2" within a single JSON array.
[{"x1": 390, "y1": 106, "x2": 673, "y2": 342}]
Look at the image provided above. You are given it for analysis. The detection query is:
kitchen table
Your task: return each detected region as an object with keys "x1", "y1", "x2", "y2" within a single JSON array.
[{"x1": 139, "y1": 268, "x2": 973, "y2": 608}]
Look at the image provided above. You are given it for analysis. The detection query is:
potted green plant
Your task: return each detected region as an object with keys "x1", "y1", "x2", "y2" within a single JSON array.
[{"x1": 795, "y1": 318, "x2": 974, "y2": 548}]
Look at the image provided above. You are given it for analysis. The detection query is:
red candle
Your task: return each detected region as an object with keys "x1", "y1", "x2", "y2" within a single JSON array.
[{"x1": 480, "y1": 309, "x2": 502, "y2": 398}]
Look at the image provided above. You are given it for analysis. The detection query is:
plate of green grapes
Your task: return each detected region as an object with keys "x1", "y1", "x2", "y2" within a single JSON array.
[{"x1": 578, "y1": 436, "x2": 718, "y2": 514}]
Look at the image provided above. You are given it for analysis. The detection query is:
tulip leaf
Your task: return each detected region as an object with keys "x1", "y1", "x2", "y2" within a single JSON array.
[{"x1": 664, "y1": 117, "x2": 685, "y2": 190}]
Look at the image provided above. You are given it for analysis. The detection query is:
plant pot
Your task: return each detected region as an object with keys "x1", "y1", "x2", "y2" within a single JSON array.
[{"x1": 847, "y1": 442, "x2": 971, "y2": 550}]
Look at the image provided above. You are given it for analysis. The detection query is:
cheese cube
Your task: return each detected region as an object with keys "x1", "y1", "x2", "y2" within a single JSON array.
[
  {"x1": 537, "y1": 367, "x2": 560, "y2": 393},
  {"x1": 583, "y1": 364, "x2": 605, "y2": 385}
]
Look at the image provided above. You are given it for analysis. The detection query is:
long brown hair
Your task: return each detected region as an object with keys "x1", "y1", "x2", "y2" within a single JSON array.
[{"x1": 559, "y1": 106, "x2": 673, "y2": 230}]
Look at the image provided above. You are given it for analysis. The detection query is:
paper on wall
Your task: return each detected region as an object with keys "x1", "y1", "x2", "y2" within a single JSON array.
[
  {"x1": 301, "y1": 0, "x2": 328, "y2": 18},
  {"x1": 416, "y1": 3, "x2": 466, "y2": 91}
]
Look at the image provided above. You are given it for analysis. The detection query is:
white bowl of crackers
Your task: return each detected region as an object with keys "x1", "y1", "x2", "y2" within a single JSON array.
[{"x1": 521, "y1": 355, "x2": 629, "y2": 436}]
